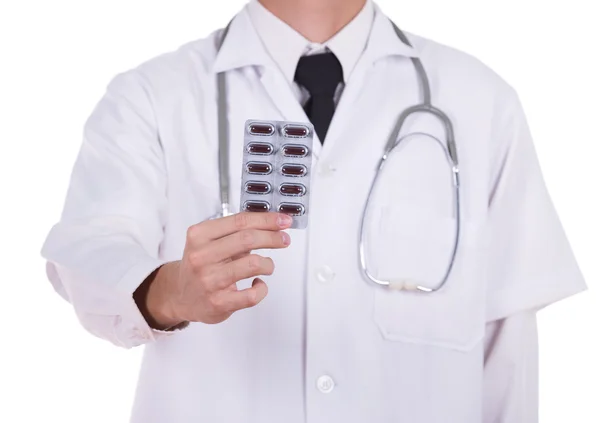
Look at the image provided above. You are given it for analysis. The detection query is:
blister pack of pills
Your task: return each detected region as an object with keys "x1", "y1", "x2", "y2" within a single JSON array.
[{"x1": 240, "y1": 119, "x2": 314, "y2": 229}]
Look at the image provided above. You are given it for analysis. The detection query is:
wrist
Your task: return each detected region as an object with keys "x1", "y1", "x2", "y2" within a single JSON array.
[
  {"x1": 149, "y1": 262, "x2": 186, "y2": 329},
  {"x1": 135, "y1": 262, "x2": 184, "y2": 330}
]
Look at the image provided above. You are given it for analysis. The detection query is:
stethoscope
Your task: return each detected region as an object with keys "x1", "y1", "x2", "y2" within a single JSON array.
[{"x1": 214, "y1": 19, "x2": 461, "y2": 293}]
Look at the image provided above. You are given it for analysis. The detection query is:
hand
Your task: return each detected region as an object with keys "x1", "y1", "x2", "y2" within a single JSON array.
[{"x1": 144, "y1": 212, "x2": 293, "y2": 328}]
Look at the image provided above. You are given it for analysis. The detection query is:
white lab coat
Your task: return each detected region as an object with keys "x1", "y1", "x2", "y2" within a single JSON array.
[{"x1": 41, "y1": 3, "x2": 586, "y2": 423}]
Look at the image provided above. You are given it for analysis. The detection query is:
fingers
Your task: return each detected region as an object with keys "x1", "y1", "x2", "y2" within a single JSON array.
[
  {"x1": 212, "y1": 255, "x2": 274, "y2": 290},
  {"x1": 202, "y1": 229, "x2": 290, "y2": 264},
  {"x1": 220, "y1": 251, "x2": 249, "y2": 265},
  {"x1": 213, "y1": 278, "x2": 269, "y2": 313},
  {"x1": 231, "y1": 251, "x2": 250, "y2": 261},
  {"x1": 187, "y1": 212, "x2": 293, "y2": 246}
]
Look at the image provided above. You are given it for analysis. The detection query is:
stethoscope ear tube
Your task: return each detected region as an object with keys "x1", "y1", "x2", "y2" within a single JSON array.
[
  {"x1": 217, "y1": 71, "x2": 231, "y2": 218},
  {"x1": 216, "y1": 21, "x2": 234, "y2": 218}
]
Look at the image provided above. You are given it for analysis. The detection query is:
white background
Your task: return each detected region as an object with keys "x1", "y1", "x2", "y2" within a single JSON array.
[{"x1": 0, "y1": 0, "x2": 598, "y2": 422}]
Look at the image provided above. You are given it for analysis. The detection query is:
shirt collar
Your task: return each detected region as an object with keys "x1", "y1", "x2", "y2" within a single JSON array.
[
  {"x1": 213, "y1": 1, "x2": 418, "y2": 75},
  {"x1": 246, "y1": 0, "x2": 374, "y2": 84}
]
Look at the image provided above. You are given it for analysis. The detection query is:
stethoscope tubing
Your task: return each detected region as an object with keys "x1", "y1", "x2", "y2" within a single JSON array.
[{"x1": 214, "y1": 17, "x2": 461, "y2": 292}]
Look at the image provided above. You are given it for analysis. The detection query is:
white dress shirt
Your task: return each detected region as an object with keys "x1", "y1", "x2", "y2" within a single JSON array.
[{"x1": 41, "y1": 1, "x2": 586, "y2": 422}]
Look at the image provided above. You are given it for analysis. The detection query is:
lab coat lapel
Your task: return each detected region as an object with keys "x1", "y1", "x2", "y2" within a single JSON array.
[
  {"x1": 258, "y1": 69, "x2": 307, "y2": 124},
  {"x1": 317, "y1": 7, "x2": 419, "y2": 162},
  {"x1": 212, "y1": 9, "x2": 302, "y2": 127},
  {"x1": 213, "y1": 8, "x2": 322, "y2": 158},
  {"x1": 318, "y1": 55, "x2": 373, "y2": 160}
]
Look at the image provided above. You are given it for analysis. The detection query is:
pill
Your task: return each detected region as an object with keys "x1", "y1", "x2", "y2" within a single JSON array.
[
  {"x1": 243, "y1": 201, "x2": 271, "y2": 212},
  {"x1": 246, "y1": 162, "x2": 273, "y2": 175},
  {"x1": 279, "y1": 183, "x2": 306, "y2": 196},
  {"x1": 281, "y1": 164, "x2": 307, "y2": 177},
  {"x1": 283, "y1": 125, "x2": 309, "y2": 137},
  {"x1": 282, "y1": 144, "x2": 308, "y2": 158},
  {"x1": 278, "y1": 203, "x2": 305, "y2": 216},
  {"x1": 246, "y1": 142, "x2": 274, "y2": 155},
  {"x1": 249, "y1": 123, "x2": 275, "y2": 136},
  {"x1": 245, "y1": 181, "x2": 272, "y2": 194}
]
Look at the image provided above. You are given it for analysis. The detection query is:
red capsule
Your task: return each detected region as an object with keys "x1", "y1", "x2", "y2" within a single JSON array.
[
  {"x1": 245, "y1": 181, "x2": 272, "y2": 194},
  {"x1": 279, "y1": 183, "x2": 306, "y2": 196},
  {"x1": 246, "y1": 162, "x2": 273, "y2": 175},
  {"x1": 249, "y1": 123, "x2": 275, "y2": 136},
  {"x1": 246, "y1": 142, "x2": 274, "y2": 155},
  {"x1": 281, "y1": 164, "x2": 307, "y2": 177},
  {"x1": 278, "y1": 202, "x2": 305, "y2": 216},
  {"x1": 282, "y1": 144, "x2": 308, "y2": 158},
  {"x1": 243, "y1": 201, "x2": 271, "y2": 212},
  {"x1": 283, "y1": 125, "x2": 309, "y2": 138}
]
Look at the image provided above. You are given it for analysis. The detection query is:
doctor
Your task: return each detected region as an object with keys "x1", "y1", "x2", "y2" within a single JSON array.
[{"x1": 41, "y1": 0, "x2": 586, "y2": 422}]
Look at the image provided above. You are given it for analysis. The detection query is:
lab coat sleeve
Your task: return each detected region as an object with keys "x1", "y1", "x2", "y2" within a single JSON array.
[
  {"x1": 484, "y1": 86, "x2": 586, "y2": 323},
  {"x1": 483, "y1": 311, "x2": 538, "y2": 423},
  {"x1": 41, "y1": 70, "x2": 178, "y2": 348}
]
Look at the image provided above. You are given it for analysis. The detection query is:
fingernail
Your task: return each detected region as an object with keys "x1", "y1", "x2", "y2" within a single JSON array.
[
  {"x1": 277, "y1": 214, "x2": 293, "y2": 228},
  {"x1": 281, "y1": 232, "x2": 291, "y2": 246}
]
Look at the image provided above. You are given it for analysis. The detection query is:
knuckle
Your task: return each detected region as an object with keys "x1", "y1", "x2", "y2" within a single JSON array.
[
  {"x1": 187, "y1": 251, "x2": 204, "y2": 269},
  {"x1": 186, "y1": 225, "x2": 201, "y2": 244},
  {"x1": 247, "y1": 255, "x2": 262, "y2": 273},
  {"x1": 272, "y1": 231, "x2": 284, "y2": 246},
  {"x1": 208, "y1": 294, "x2": 223, "y2": 311},
  {"x1": 246, "y1": 290, "x2": 259, "y2": 307},
  {"x1": 234, "y1": 213, "x2": 250, "y2": 230},
  {"x1": 239, "y1": 230, "x2": 256, "y2": 249},
  {"x1": 225, "y1": 263, "x2": 237, "y2": 282},
  {"x1": 264, "y1": 257, "x2": 275, "y2": 275},
  {"x1": 197, "y1": 265, "x2": 213, "y2": 284},
  {"x1": 262, "y1": 213, "x2": 273, "y2": 227}
]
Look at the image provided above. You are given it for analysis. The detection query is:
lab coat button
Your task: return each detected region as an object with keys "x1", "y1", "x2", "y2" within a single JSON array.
[
  {"x1": 316, "y1": 375, "x2": 335, "y2": 393},
  {"x1": 316, "y1": 265, "x2": 335, "y2": 283},
  {"x1": 318, "y1": 164, "x2": 336, "y2": 176}
]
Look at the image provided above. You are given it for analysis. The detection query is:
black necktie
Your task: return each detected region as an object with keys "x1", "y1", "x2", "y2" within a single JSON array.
[{"x1": 294, "y1": 52, "x2": 344, "y2": 143}]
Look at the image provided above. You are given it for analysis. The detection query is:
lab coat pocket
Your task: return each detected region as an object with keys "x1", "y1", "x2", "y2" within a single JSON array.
[{"x1": 370, "y1": 205, "x2": 485, "y2": 352}]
